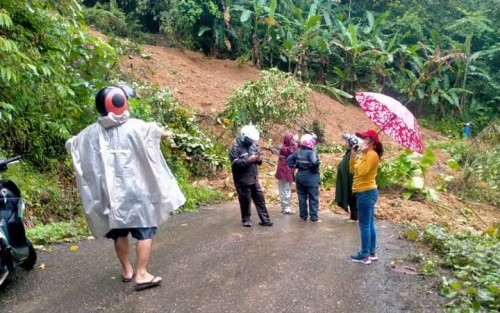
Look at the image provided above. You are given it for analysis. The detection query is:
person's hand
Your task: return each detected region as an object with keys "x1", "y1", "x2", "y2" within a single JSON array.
[
  {"x1": 248, "y1": 155, "x2": 259, "y2": 163},
  {"x1": 160, "y1": 129, "x2": 173, "y2": 138}
]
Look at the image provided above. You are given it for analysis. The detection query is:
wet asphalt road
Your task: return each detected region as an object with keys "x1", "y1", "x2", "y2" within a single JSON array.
[{"x1": 0, "y1": 202, "x2": 443, "y2": 313}]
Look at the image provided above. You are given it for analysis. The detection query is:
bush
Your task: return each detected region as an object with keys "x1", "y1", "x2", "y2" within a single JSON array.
[
  {"x1": 223, "y1": 68, "x2": 310, "y2": 134},
  {"x1": 27, "y1": 220, "x2": 89, "y2": 245},
  {"x1": 430, "y1": 121, "x2": 500, "y2": 206},
  {"x1": 423, "y1": 225, "x2": 500, "y2": 312},
  {"x1": 83, "y1": 3, "x2": 151, "y2": 43},
  {"x1": 0, "y1": 1, "x2": 117, "y2": 168},
  {"x1": 129, "y1": 81, "x2": 227, "y2": 177},
  {"x1": 320, "y1": 164, "x2": 336, "y2": 190},
  {"x1": 377, "y1": 149, "x2": 437, "y2": 200},
  {"x1": 3, "y1": 157, "x2": 82, "y2": 224}
]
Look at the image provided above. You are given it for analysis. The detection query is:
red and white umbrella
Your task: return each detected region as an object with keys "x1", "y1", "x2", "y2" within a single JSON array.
[{"x1": 355, "y1": 92, "x2": 425, "y2": 154}]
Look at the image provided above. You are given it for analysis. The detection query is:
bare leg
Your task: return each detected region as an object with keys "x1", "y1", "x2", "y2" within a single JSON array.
[
  {"x1": 114, "y1": 237, "x2": 134, "y2": 279},
  {"x1": 135, "y1": 239, "x2": 161, "y2": 284}
]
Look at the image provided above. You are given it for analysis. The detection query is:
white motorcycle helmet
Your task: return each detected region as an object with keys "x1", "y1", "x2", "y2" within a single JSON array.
[{"x1": 240, "y1": 124, "x2": 260, "y2": 143}]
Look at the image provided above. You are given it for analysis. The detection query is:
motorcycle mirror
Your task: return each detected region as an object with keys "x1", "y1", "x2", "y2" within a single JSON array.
[{"x1": 116, "y1": 84, "x2": 137, "y2": 99}]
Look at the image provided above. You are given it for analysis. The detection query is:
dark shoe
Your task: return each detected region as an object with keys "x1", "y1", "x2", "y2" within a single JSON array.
[
  {"x1": 350, "y1": 254, "x2": 372, "y2": 265},
  {"x1": 243, "y1": 221, "x2": 252, "y2": 227},
  {"x1": 134, "y1": 276, "x2": 162, "y2": 291},
  {"x1": 259, "y1": 221, "x2": 273, "y2": 226}
]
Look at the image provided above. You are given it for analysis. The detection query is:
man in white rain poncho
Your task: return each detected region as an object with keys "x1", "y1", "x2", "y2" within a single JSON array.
[{"x1": 66, "y1": 85, "x2": 185, "y2": 292}]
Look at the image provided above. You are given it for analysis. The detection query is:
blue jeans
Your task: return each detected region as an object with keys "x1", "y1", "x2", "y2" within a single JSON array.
[
  {"x1": 356, "y1": 189, "x2": 378, "y2": 257},
  {"x1": 296, "y1": 183, "x2": 319, "y2": 221}
]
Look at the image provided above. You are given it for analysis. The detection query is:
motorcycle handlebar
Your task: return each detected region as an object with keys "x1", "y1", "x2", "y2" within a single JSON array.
[
  {"x1": 5, "y1": 156, "x2": 21, "y2": 164},
  {"x1": 0, "y1": 156, "x2": 21, "y2": 172}
]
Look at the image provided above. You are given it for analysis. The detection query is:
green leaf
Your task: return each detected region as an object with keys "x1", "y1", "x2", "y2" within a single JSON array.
[
  {"x1": 365, "y1": 11, "x2": 374, "y2": 32},
  {"x1": 304, "y1": 15, "x2": 321, "y2": 32},
  {"x1": 450, "y1": 280, "x2": 461, "y2": 291},
  {"x1": 402, "y1": 192, "x2": 412, "y2": 200},
  {"x1": 424, "y1": 188, "x2": 438, "y2": 201},
  {"x1": 0, "y1": 11, "x2": 13, "y2": 28},
  {"x1": 407, "y1": 176, "x2": 424, "y2": 190},
  {"x1": 348, "y1": 24, "x2": 358, "y2": 48},
  {"x1": 0, "y1": 37, "x2": 17, "y2": 52},
  {"x1": 240, "y1": 10, "x2": 252, "y2": 23},
  {"x1": 269, "y1": 0, "x2": 277, "y2": 18},
  {"x1": 420, "y1": 149, "x2": 436, "y2": 173},
  {"x1": 198, "y1": 26, "x2": 212, "y2": 37},
  {"x1": 439, "y1": 91, "x2": 454, "y2": 105},
  {"x1": 416, "y1": 89, "x2": 424, "y2": 99},
  {"x1": 446, "y1": 159, "x2": 460, "y2": 171}
]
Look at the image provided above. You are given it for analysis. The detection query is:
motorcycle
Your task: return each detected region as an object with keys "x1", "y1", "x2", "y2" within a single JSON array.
[{"x1": 0, "y1": 156, "x2": 37, "y2": 286}]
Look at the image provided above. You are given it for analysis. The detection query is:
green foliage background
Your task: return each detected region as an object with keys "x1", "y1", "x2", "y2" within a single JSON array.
[
  {"x1": 82, "y1": 0, "x2": 499, "y2": 130},
  {"x1": 0, "y1": 0, "x2": 226, "y2": 228}
]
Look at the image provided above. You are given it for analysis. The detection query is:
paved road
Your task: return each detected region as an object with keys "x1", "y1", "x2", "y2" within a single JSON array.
[{"x1": 0, "y1": 202, "x2": 443, "y2": 313}]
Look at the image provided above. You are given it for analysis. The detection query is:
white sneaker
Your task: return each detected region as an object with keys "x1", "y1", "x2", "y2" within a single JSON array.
[{"x1": 369, "y1": 253, "x2": 378, "y2": 261}]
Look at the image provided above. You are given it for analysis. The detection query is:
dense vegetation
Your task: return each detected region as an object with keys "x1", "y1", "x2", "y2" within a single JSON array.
[
  {"x1": 82, "y1": 0, "x2": 499, "y2": 132},
  {"x1": 423, "y1": 225, "x2": 500, "y2": 312},
  {"x1": 1, "y1": 1, "x2": 225, "y2": 227}
]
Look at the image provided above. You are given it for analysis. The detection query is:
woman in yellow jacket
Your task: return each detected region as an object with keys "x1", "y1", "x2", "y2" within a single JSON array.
[{"x1": 348, "y1": 130, "x2": 384, "y2": 265}]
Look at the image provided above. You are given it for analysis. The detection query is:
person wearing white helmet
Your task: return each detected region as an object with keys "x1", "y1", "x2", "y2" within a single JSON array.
[
  {"x1": 286, "y1": 133, "x2": 321, "y2": 222},
  {"x1": 229, "y1": 124, "x2": 273, "y2": 227}
]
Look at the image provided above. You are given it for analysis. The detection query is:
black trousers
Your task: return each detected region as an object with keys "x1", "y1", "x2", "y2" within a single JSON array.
[
  {"x1": 349, "y1": 194, "x2": 358, "y2": 221},
  {"x1": 236, "y1": 183, "x2": 271, "y2": 223}
]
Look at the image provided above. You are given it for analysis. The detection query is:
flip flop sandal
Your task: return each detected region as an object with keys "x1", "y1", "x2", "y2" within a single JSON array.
[
  {"x1": 122, "y1": 272, "x2": 135, "y2": 283},
  {"x1": 134, "y1": 276, "x2": 162, "y2": 292}
]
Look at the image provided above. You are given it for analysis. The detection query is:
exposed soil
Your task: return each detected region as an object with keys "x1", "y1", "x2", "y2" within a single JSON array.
[{"x1": 119, "y1": 41, "x2": 500, "y2": 231}]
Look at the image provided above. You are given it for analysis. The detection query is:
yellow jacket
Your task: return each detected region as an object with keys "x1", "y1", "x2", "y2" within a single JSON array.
[{"x1": 349, "y1": 150, "x2": 380, "y2": 193}]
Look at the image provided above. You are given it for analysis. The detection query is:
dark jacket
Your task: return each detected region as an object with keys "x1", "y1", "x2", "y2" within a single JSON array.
[
  {"x1": 335, "y1": 149, "x2": 353, "y2": 211},
  {"x1": 286, "y1": 147, "x2": 320, "y2": 187},
  {"x1": 275, "y1": 133, "x2": 298, "y2": 182},
  {"x1": 229, "y1": 138, "x2": 262, "y2": 186}
]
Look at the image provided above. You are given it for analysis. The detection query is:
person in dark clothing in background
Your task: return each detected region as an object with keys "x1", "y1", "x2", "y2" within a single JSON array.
[
  {"x1": 287, "y1": 134, "x2": 321, "y2": 222},
  {"x1": 229, "y1": 125, "x2": 273, "y2": 227},
  {"x1": 335, "y1": 134, "x2": 359, "y2": 222}
]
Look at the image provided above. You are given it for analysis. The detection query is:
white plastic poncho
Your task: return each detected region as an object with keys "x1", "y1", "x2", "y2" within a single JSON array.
[{"x1": 66, "y1": 112, "x2": 186, "y2": 237}]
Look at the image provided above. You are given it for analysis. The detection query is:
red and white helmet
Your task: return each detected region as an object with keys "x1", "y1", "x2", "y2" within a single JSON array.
[
  {"x1": 300, "y1": 134, "x2": 316, "y2": 149},
  {"x1": 95, "y1": 86, "x2": 134, "y2": 116}
]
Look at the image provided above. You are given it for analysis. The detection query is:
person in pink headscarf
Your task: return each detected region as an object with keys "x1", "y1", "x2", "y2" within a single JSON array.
[{"x1": 275, "y1": 132, "x2": 298, "y2": 214}]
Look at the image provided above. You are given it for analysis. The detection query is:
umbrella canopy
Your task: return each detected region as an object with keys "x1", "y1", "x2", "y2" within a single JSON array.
[{"x1": 355, "y1": 92, "x2": 425, "y2": 153}]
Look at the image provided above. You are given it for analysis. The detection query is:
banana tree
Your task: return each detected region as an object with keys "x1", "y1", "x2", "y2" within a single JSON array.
[
  {"x1": 236, "y1": 0, "x2": 279, "y2": 68},
  {"x1": 330, "y1": 17, "x2": 382, "y2": 93},
  {"x1": 198, "y1": 3, "x2": 236, "y2": 58},
  {"x1": 281, "y1": 0, "x2": 328, "y2": 80}
]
